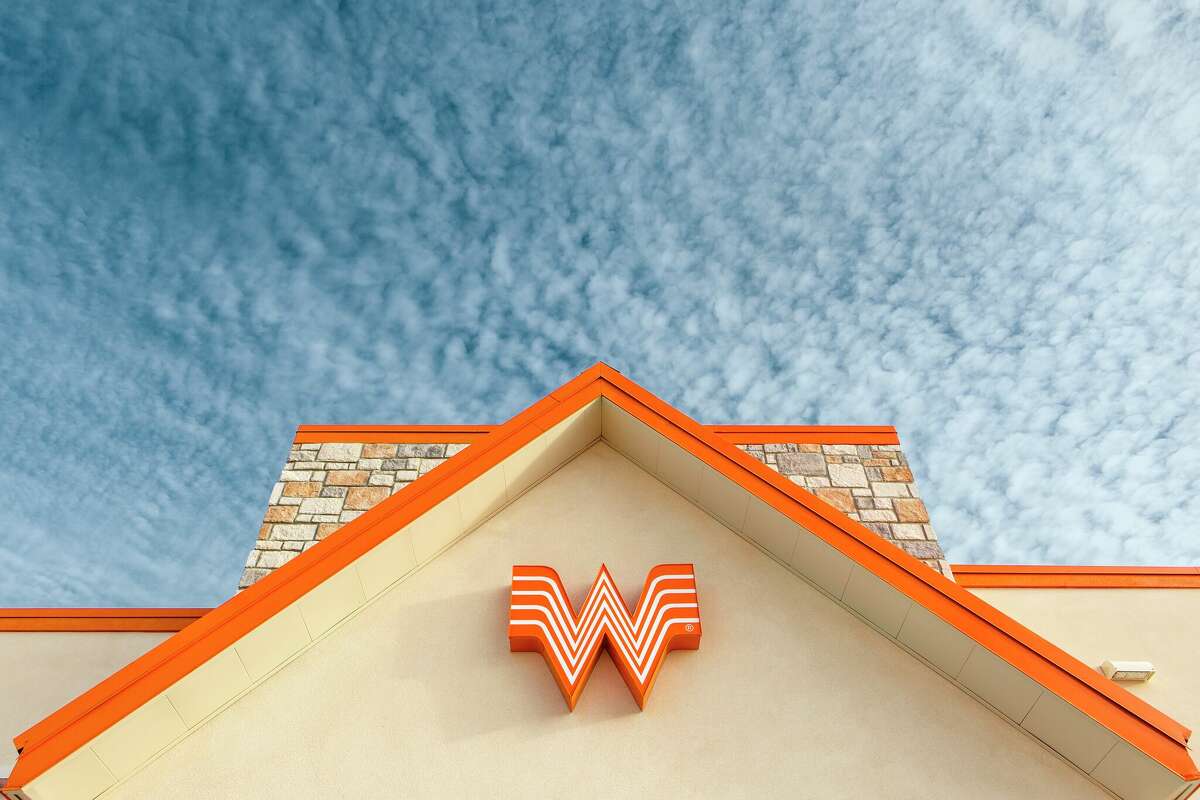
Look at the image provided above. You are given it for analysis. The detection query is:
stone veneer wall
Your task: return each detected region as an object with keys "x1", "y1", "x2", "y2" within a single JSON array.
[
  {"x1": 241, "y1": 439, "x2": 951, "y2": 589},
  {"x1": 735, "y1": 443, "x2": 951, "y2": 577}
]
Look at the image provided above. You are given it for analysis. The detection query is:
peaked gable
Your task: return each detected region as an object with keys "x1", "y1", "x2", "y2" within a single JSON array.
[{"x1": 5, "y1": 364, "x2": 1197, "y2": 800}]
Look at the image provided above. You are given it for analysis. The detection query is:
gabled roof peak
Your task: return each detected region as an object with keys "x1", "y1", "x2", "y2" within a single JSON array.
[{"x1": 5, "y1": 363, "x2": 1196, "y2": 800}]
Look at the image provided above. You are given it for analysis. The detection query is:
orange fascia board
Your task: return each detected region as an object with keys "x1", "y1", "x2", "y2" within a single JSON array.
[
  {"x1": 294, "y1": 424, "x2": 497, "y2": 444},
  {"x1": 954, "y1": 565, "x2": 1200, "y2": 589},
  {"x1": 0, "y1": 609, "x2": 210, "y2": 633},
  {"x1": 293, "y1": 423, "x2": 900, "y2": 445},
  {"x1": 6, "y1": 363, "x2": 1197, "y2": 791}
]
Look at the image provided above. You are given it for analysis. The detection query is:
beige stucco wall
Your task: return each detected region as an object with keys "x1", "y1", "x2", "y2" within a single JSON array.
[
  {"x1": 0, "y1": 632, "x2": 170, "y2": 777},
  {"x1": 971, "y1": 587, "x2": 1200, "y2": 736},
  {"x1": 107, "y1": 443, "x2": 1105, "y2": 799}
]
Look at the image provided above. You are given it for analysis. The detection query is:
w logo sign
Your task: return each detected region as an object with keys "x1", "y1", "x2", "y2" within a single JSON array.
[{"x1": 508, "y1": 564, "x2": 701, "y2": 710}]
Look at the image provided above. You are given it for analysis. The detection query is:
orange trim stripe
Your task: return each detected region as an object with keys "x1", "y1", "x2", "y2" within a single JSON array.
[
  {"x1": 954, "y1": 565, "x2": 1200, "y2": 589},
  {"x1": 0, "y1": 609, "x2": 211, "y2": 633},
  {"x1": 292, "y1": 423, "x2": 900, "y2": 445},
  {"x1": 4, "y1": 364, "x2": 1196, "y2": 791}
]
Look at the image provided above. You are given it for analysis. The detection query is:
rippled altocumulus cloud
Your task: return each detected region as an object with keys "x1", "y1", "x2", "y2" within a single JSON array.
[{"x1": 1, "y1": 0, "x2": 1197, "y2": 605}]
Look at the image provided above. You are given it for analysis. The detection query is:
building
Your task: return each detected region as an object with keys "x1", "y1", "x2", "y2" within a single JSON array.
[{"x1": 1, "y1": 363, "x2": 1198, "y2": 799}]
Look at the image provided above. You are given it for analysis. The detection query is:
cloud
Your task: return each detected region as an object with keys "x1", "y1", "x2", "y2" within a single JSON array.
[{"x1": 1, "y1": 0, "x2": 1198, "y2": 604}]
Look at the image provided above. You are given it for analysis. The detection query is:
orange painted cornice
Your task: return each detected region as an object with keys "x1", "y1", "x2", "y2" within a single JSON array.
[
  {"x1": 0, "y1": 609, "x2": 210, "y2": 633},
  {"x1": 293, "y1": 423, "x2": 900, "y2": 445},
  {"x1": 955, "y1": 565, "x2": 1200, "y2": 589},
  {"x1": 5, "y1": 362, "x2": 1197, "y2": 791}
]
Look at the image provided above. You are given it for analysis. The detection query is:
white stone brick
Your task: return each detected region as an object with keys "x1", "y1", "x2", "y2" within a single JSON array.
[
  {"x1": 299, "y1": 497, "x2": 344, "y2": 515},
  {"x1": 872, "y1": 482, "x2": 910, "y2": 497},
  {"x1": 369, "y1": 474, "x2": 395, "y2": 486},
  {"x1": 822, "y1": 445, "x2": 860, "y2": 456},
  {"x1": 828, "y1": 463, "x2": 868, "y2": 487},
  {"x1": 279, "y1": 470, "x2": 312, "y2": 482},
  {"x1": 892, "y1": 523, "x2": 926, "y2": 540},
  {"x1": 271, "y1": 524, "x2": 318, "y2": 541},
  {"x1": 447, "y1": 443, "x2": 470, "y2": 456},
  {"x1": 357, "y1": 458, "x2": 383, "y2": 470},
  {"x1": 317, "y1": 443, "x2": 363, "y2": 463},
  {"x1": 258, "y1": 550, "x2": 298, "y2": 569},
  {"x1": 340, "y1": 510, "x2": 364, "y2": 523}
]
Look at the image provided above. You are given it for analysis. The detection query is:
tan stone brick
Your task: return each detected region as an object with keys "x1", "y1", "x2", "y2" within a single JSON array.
[
  {"x1": 282, "y1": 481, "x2": 322, "y2": 497},
  {"x1": 813, "y1": 487, "x2": 855, "y2": 513},
  {"x1": 345, "y1": 486, "x2": 391, "y2": 510},
  {"x1": 258, "y1": 524, "x2": 271, "y2": 540},
  {"x1": 893, "y1": 498, "x2": 930, "y2": 523},
  {"x1": 795, "y1": 444, "x2": 822, "y2": 452},
  {"x1": 264, "y1": 505, "x2": 297, "y2": 523},
  {"x1": 881, "y1": 467, "x2": 914, "y2": 482},
  {"x1": 362, "y1": 443, "x2": 398, "y2": 458},
  {"x1": 326, "y1": 470, "x2": 369, "y2": 486},
  {"x1": 316, "y1": 523, "x2": 341, "y2": 540}
]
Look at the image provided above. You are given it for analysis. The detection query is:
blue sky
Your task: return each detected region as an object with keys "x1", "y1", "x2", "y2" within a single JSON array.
[{"x1": 2, "y1": 1, "x2": 1198, "y2": 606}]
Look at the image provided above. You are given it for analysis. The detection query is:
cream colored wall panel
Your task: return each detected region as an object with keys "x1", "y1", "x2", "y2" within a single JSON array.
[
  {"x1": 970, "y1": 587, "x2": 1200, "y2": 735},
  {"x1": 1022, "y1": 691, "x2": 1118, "y2": 772},
  {"x1": 90, "y1": 696, "x2": 186, "y2": 780},
  {"x1": 788, "y1": 531, "x2": 853, "y2": 599},
  {"x1": 541, "y1": 400, "x2": 601, "y2": 469},
  {"x1": 958, "y1": 645, "x2": 1043, "y2": 722},
  {"x1": 233, "y1": 605, "x2": 311, "y2": 681},
  {"x1": 655, "y1": 441, "x2": 703, "y2": 500},
  {"x1": 104, "y1": 444, "x2": 1106, "y2": 800},
  {"x1": 841, "y1": 566, "x2": 912, "y2": 637},
  {"x1": 457, "y1": 464, "x2": 507, "y2": 531},
  {"x1": 23, "y1": 748, "x2": 114, "y2": 800},
  {"x1": 898, "y1": 604, "x2": 974, "y2": 677},
  {"x1": 354, "y1": 529, "x2": 417, "y2": 598},
  {"x1": 695, "y1": 465, "x2": 750, "y2": 531},
  {"x1": 600, "y1": 399, "x2": 661, "y2": 471},
  {"x1": 741, "y1": 497, "x2": 800, "y2": 562},
  {"x1": 298, "y1": 565, "x2": 366, "y2": 639},
  {"x1": 1091, "y1": 741, "x2": 1191, "y2": 800},
  {"x1": 406, "y1": 497, "x2": 464, "y2": 564},
  {"x1": 166, "y1": 648, "x2": 252, "y2": 728},
  {"x1": 0, "y1": 632, "x2": 170, "y2": 778},
  {"x1": 501, "y1": 427, "x2": 551, "y2": 500}
]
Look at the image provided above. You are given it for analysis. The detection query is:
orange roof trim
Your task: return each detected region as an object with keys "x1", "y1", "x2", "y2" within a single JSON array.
[
  {"x1": 5, "y1": 363, "x2": 1197, "y2": 793},
  {"x1": 0, "y1": 609, "x2": 210, "y2": 633},
  {"x1": 955, "y1": 565, "x2": 1200, "y2": 589},
  {"x1": 293, "y1": 423, "x2": 900, "y2": 445}
]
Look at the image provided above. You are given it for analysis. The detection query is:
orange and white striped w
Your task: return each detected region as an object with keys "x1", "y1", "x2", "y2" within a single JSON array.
[{"x1": 508, "y1": 564, "x2": 701, "y2": 710}]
